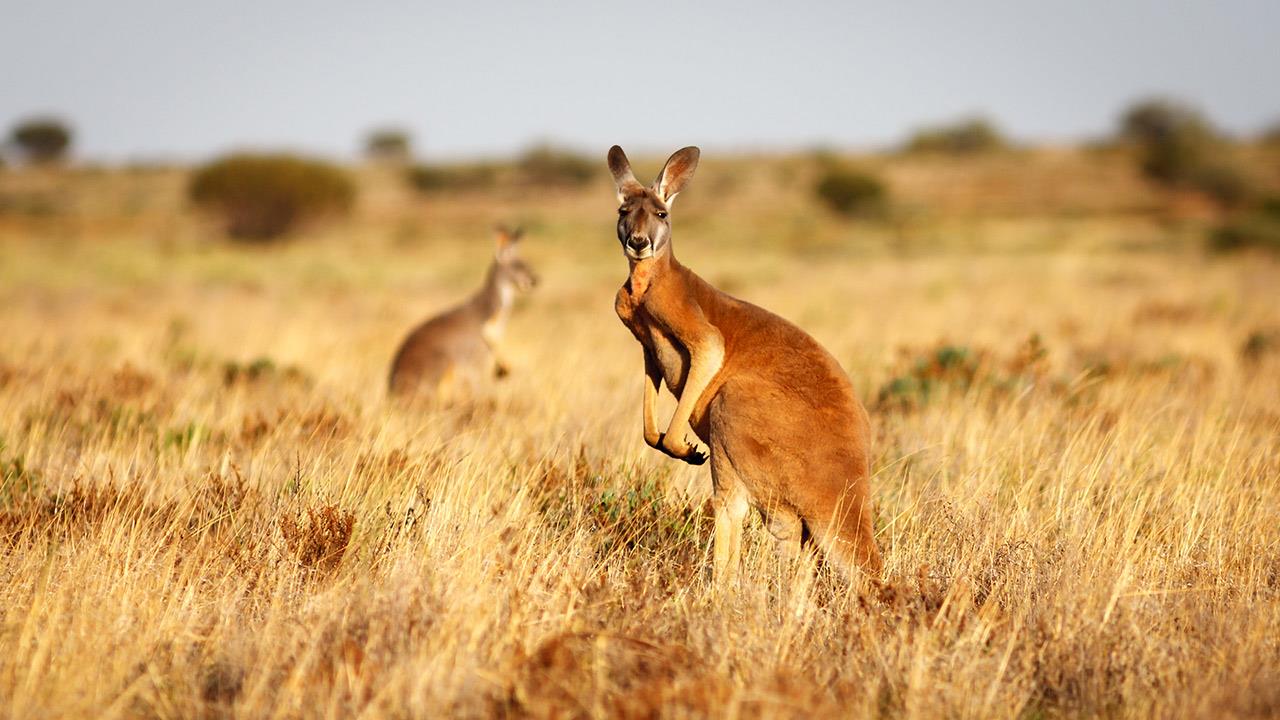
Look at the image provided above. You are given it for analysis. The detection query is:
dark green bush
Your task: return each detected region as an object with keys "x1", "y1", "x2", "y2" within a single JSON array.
[
  {"x1": 588, "y1": 479, "x2": 708, "y2": 558},
  {"x1": 814, "y1": 167, "x2": 889, "y2": 218},
  {"x1": 1119, "y1": 98, "x2": 1258, "y2": 209},
  {"x1": 905, "y1": 118, "x2": 1006, "y2": 154},
  {"x1": 877, "y1": 345, "x2": 980, "y2": 409},
  {"x1": 516, "y1": 144, "x2": 596, "y2": 187},
  {"x1": 365, "y1": 128, "x2": 412, "y2": 163},
  {"x1": 222, "y1": 356, "x2": 311, "y2": 387},
  {"x1": 189, "y1": 153, "x2": 354, "y2": 241},
  {"x1": 405, "y1": 162, "x2": 497, "y2": 193},
  {"x1": 1208, "y1": 198, "x2": 1280, "y2": 253},
  {"x1": 1120, "y1": 99, "x2": 1214, "y2": 145},
  {"x1": 1190, "y1": 162, "x2": 1252, "y2": 210},
  {"x1": 876, "y1": 335, "x2": 1050, "y2": 411},
  {"x1": 1120, "y1": 99, "x2": 1215, "y2": 184},
  {"x1": 9, "y1": 117, "x2": 72, "y2": 164},
  {"x1": 1241, "y1": 328, "x2": 1280, "y2": 364}
]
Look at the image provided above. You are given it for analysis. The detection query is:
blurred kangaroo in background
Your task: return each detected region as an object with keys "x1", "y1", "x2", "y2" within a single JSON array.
[
  {"x1": 389, "y1": 226, "x2": 537, "y2": 399},
  {"x1": 607, "y1": 145, "x2": 882, "y2": 582}
]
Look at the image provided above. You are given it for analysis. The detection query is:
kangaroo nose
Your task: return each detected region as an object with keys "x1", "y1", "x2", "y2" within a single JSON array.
[{"x1": 627, "y1": 235, "x2": 650, "y2": 251}]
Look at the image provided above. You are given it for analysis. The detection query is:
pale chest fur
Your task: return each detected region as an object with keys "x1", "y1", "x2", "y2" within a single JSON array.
[
  {"x1": 480, "y1": 284, "x2": 514, "y2": 352},
  {"x1": 480, "y1": 316, "x2": 505, "y2": 349}
]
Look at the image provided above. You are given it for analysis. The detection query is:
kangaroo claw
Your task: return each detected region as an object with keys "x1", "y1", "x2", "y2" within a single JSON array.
[
  {"x1": 684, "y1": 444, "x2": 709, "y2": 465},
  {"x1": 657, "y1": 433, "x2": 709, "y2": 465}
]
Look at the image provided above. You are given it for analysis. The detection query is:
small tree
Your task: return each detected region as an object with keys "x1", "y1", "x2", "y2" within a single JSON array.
[
  {"x1": 814, "y1": 166, "x2": 889, "y2": 219},
  {"x1": 365, "y1": 128, "x2": 412, "y2": 164},
  {"x1": 1118, "y1": 98, "x2": 1253, "y2": 210},
  {"x1": 189, "y1": 153, "x2": 355, "y2": 241},
  {"x1": 9, "y1": 117, "x2": 73, "y2": 164},
  {"x1": 1119, "y1": 99, "x2": 1218, "y2": 185},
  {"x1": 905, "y1": 118, "x2": 1005, "y2": 155}
]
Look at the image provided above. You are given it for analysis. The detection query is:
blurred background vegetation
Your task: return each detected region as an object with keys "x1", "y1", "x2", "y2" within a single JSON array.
[{"x1": 2, "y1": 97, "x2": 1277, "y2": 253}]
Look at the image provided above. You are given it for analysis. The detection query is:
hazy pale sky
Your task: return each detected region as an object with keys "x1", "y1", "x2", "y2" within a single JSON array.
[{"x1": 4, "y1": 0, "x2": 1277, "y2": 161}]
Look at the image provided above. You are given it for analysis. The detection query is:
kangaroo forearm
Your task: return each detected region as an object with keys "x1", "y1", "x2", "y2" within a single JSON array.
[
  {"x1": 642, "y1": 350, "x2": 663, "y2": 445},
  {"x1": 643, "y1": 379, "x2": 662, "y2": 446},
  {"x1": 665, "y1": 341, "x2": 725, "y2": 436}
]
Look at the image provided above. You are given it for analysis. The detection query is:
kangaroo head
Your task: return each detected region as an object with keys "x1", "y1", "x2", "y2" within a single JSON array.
[
  {"x1": 607, "y1": 145, "x2": 700, "y2": 261},
  {"x1": 492, "y1": 225, "x2": 538, "y2": 293}
]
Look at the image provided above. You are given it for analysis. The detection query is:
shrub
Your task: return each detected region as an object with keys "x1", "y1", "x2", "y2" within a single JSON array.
[
  {"x1": 516, "y1": 144, "x2": 596, "y2": 187},
  {"x1": 365, "y1": 128, "x2": 412, "y2": 163},
  {"x1": 1207, "y1": 198, "x2": 1280, "y2": 254},
  {"x1": 877, "y1": 345, "x2": 980, "y2": 409},
  {"x1": 406, "y1": 162, "x2": 497, "y2": 193},
  {"x1": 222, "y1": 356, "x2": 311, "y2": 387},
  {"x1": 814, "y1": 166, "x2": 889, "y2": 218},
  {"x1": 1120, "y1": 99, "x2": 1216, "y2": 184},
  {"x1": 1118, "y1": 98, "x2": 1259, "y2": 209},
  {"x1": 876, "y1": 335, "x2": 1050, "y2": 411},
  {"x1": 1189, "y1": 162, "x2": 1251, "y2": 210},
  {"x1": 1260, "y1": 121, "x2": 1280, "y2": 147},
  {"x1": 189, "y1": 153, "x2": 355, "y2": 241},
  {"x1": 1241, "y1": 328, "x2": 1280, "y2": 364},
  {"x1": 589, "y1": 479, "x2": 708, "y2": 559},
  {"x1": 905, "y1": 118, "x2": 1005, "y2": 154},
  {"x1": 1120, "y1": 99, "x2": 1216, "y2": 145},
  {"x1": 9, "y1": 117, "x2": 72, "y2": 164}
]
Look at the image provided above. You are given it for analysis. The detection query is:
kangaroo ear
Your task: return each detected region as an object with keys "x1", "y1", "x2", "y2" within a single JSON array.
[
  {"x1": 494, "y1": 225, "x2": 516, "y2": 255},
  {"x1": 653, "y1": 146, "x2": 700, "y2": 206},
  {"x1": 608, "y1": 145, "x2": 643, "y2": 201}
]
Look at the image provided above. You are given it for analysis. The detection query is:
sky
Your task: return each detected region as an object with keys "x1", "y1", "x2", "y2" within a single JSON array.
[{"x1": 3, "y1": 0, "x2": 1277, "y2": 162}]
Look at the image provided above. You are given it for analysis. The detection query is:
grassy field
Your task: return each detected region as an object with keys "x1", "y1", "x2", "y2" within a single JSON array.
[{"x1": 1, "y1": 149, "x2": 1278, "y2": 718}]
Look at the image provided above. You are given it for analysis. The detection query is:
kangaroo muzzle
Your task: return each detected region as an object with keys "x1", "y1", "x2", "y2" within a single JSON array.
[{"x1": 626, "y1": 235, "x2": 652, "y2": 257}]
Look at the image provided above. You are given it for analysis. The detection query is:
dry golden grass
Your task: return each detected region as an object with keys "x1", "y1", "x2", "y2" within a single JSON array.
[{"x1": 1, "y1": 153, "x2": 1278, "y2": 718}]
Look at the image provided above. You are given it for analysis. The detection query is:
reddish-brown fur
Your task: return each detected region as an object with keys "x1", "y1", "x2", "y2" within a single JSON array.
[{"x1": 608, "y1": 145, "x2": 881, "y2": 581}]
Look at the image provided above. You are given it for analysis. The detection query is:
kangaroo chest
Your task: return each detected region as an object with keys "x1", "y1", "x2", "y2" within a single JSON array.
[
  {"x1": 616, "y1": 280, "x2": 690, "y2": 396},
  {"x1": 480, "y1": 315, "x2": 506, "y2": 349}
]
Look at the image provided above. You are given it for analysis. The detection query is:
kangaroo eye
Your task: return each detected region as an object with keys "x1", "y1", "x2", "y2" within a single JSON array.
[
  {"x1": 617, "y1": 207, "x2": 628, "y2": 215},
  {"x1": 656, "y1": 211, "x2": 668, "y2": 219}
]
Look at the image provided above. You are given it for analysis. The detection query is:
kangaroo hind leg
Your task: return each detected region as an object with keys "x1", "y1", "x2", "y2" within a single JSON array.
[{"x1": 709, "y1": 450, "x2": 750, "y2": 586}]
